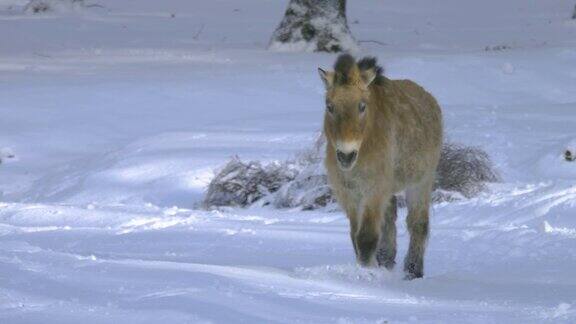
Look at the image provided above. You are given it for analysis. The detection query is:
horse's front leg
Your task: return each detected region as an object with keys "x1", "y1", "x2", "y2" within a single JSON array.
[
  {"x1": 404, "y1": 179, "x2": 433, "y2": 280},
  {"x1": 347, "y1": 208, "x2": 359, "y2": 259},
  {"x1": 377, "y1": 195, "x2": 397, "y2": 270},
  {"x1": 355, "y1": 194, "x2": 388, "y2": 267}
]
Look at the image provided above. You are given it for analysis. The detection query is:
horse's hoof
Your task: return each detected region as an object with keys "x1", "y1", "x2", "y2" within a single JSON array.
[
  {"x1": 378, "y1": 260, "x2": 395, "y2": 270},
  {"x1": 403, "y1": 271, "x2": 423, "y2": 280}
]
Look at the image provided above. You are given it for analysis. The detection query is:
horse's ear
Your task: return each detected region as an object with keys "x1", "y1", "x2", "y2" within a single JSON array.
[
  {"x1": 358, "y1": 57, "x2": 383, "y2": 88},
  {"x1": 318, "y1": 68, "x2": 334, "y2": 89},
  {"x1": 360, "y1": 69, "x2": 377, "y2": 88}
]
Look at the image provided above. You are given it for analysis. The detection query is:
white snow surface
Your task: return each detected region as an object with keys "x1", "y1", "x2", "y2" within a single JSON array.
[{"x1": 1, "y1": 0, "x2": 576, "y2": 323}]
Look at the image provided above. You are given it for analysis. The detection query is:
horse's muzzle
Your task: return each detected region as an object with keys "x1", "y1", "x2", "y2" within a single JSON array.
[{"x1": 336, "y1": 150, "x2": 358, "y2": 170}]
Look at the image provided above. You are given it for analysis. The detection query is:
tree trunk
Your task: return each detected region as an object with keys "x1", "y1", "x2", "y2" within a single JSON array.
[
  {"x1": 572, "y1": 3, "x2": 576, "y2": 19},
  {"x1": 269, "y1": 0, "x2": 358, "y2": 53}
]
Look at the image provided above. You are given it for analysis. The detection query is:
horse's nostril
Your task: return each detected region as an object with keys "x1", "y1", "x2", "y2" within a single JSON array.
[{"x1": 336, "y1": 150, "x2": 358, "y2": 166}]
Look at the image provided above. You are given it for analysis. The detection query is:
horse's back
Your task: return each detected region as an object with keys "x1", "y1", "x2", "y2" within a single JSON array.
[
  {"x1": 392, "y1": 79, "x2": 442, "y2": 123},
  {"x1": 385, "y1": 79, "x2": 443, "y2": 185},
  {"x1": 389, "y1": 78, "x2": 442, "y2": 145}
]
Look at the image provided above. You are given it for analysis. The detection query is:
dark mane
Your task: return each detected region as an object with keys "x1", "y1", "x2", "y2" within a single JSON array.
[
  {"x1": 332, "y1": 54, "x2": 385, "y2": 86},
  {"x1": 358, "y1": 56, "x2": 385, "y2": 85},
  {"x1": 333, "y1": 54, "x2": 356, "y2": 85}
]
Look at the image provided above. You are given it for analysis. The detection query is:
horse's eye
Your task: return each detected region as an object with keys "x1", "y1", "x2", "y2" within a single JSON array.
[
  {"x1": 359, "y1": 102, "x2": 366, "y2": 113},
  {"x1": 327, "y1": 103, "x2": 335, "y2": 114}
]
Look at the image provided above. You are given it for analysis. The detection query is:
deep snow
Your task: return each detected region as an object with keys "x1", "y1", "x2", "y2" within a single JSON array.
[{"x1": 1, "y1": 0, "x2": 576, "y2": 323}]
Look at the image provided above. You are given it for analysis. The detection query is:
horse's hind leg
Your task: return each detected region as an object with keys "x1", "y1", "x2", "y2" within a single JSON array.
[
  {"x1": 377, "y1": 195, "x2": 397, "y2": 270},
  {"x1": 404, "y1": 178, "x2": 433, "y2": 279}
]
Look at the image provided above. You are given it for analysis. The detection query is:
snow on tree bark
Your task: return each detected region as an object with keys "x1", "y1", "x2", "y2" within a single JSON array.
[{"x1": 269, "y1": 0, "x2": 358, "y2": 53}]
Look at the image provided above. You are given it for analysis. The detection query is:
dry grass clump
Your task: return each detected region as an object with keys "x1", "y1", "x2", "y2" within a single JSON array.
[{"x1": 204, "y1": 139, "x2": 499, "y2": 210}]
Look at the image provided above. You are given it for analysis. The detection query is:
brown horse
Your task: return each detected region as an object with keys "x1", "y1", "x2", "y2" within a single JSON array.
[{"x1": 319, "y1": 54, "x2": 443, "y2": 279}]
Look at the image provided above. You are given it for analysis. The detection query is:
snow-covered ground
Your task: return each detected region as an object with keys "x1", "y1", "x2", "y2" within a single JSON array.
[{"x1": 1, "y1": 0, "x2": 576, "y2": 322}]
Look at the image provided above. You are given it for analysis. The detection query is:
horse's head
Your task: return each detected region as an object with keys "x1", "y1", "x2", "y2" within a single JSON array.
[{"x1": 319, "y1": 54, "x2": 382, "y2": 171}]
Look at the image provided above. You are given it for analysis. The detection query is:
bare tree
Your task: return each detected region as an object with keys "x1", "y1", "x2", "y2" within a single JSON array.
[{"x1": 269, "y1": 0, "x2": 358, "y2": 53}]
